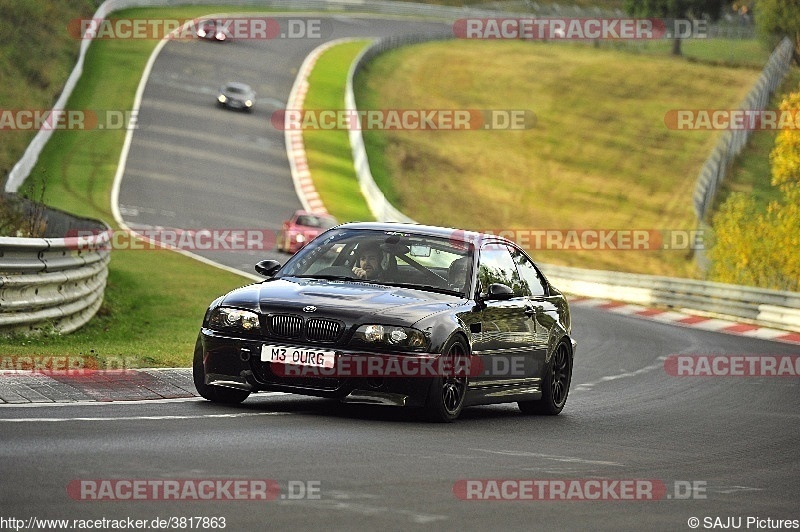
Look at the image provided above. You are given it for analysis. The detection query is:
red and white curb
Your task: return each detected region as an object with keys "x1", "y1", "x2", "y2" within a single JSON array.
[
  {"x1": 285, "y1": 38, "x2": 363, "y2": 215},
  {"x1": 570, "y1": 297, "x2": 800, "y2": 346}
]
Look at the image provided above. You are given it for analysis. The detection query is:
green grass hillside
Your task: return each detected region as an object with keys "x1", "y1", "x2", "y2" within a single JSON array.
[{"x1": 355, "y1": 39, "x2": 769, "y2": 277}]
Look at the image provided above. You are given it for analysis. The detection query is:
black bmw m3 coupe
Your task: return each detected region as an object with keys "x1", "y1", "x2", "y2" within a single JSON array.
[{"x1": 194, "y1": 222, "x2": 575, "y2": 422}]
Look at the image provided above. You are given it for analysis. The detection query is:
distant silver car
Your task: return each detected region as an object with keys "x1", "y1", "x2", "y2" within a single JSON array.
[
  {"x1": 217, "y1": 82, "x2": 255, "y2": 112},
  {"x1": 196, "y1": 20, "x2": 228, "y2": 42}
]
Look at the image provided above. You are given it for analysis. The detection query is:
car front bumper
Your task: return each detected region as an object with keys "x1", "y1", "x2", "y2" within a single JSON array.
[{"x1": 199, "y1": 328, "x2": 435, "y2": 408}]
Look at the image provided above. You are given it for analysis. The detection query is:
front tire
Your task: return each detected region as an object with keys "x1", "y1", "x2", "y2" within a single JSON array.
[
  {"x1": 519, "y1": 341, "x2": 571, "y2": 415},
  {"x1": 426, "y1": 336, "x2": 469, "y2": 422},
  {"x1": 193, "y1": 336, "x2": 250, "y2": 404}
]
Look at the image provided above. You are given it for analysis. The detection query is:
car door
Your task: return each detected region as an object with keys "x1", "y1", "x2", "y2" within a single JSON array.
[
  {"x1": 510, "y1": 246, "x2": 558, "y2": 378},
  {"x1": 469, "y1": 243, "x2": 536, "y2": 386}
]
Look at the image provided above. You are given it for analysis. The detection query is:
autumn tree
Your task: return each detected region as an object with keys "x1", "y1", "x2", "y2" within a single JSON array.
[{"x1": 755, "y1": 0, "x2": 800, "y2": 61}]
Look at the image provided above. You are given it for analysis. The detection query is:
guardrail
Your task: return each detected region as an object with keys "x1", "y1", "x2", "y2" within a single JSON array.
[
  {"x1": 692, "y1": 36, "x2": 794, "y2": 224},
  {"x1": 541, "y1": 263, "x2": 800, "y2": 333},
  {"x1": 0, "y1": 197, "x2": 110, "y2": 335}
]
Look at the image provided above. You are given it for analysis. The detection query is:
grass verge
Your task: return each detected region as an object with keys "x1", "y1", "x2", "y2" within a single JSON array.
[
  {"x1": 302, "y1": 39, "x2": 375, "y2": 222},
  {"x1": 2, "y1": 249, "x2": 244, "y2": 368}
]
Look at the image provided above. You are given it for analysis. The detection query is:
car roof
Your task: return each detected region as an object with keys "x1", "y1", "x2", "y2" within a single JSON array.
[
  {"x1": 222, "y1": 82, "x2": 253, "y2": 91},
  {"x1": 293, "y1": 209, "x2": 336, "y2": 219},
  {"x1": 334, "y1": 221, "x2": 514, "y2": 247}
]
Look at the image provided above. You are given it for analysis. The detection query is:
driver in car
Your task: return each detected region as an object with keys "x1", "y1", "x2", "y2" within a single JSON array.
[
  {"x1": 447, "y1": 256, "x2": 470, "y2": 291},
  {"x1": 351, "y1": 243, "x2": 385, "y2": 280}
]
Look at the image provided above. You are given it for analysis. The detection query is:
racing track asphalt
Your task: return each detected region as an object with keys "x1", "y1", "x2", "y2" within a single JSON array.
[{"x1": 115, "y1": 15, "x2": 449, "y2": 275}]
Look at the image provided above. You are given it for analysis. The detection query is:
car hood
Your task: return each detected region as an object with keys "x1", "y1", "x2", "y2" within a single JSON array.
[{"x1": 219, "y1": 277, "x2": 462, "y2": 325}]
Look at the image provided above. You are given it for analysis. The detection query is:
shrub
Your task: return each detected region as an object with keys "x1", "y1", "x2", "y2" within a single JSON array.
[{"x1": 708, "y1": 89, "x2": 800, "y2": 290}]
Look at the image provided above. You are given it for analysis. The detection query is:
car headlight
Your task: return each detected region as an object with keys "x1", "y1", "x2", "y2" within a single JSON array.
[
  {"x1": 218, "y1": 95, "x2": 227, "y2": 103},
  {"x1": 244, "y1": 99, "x2": 253, "y2": 107},
  {"x1": 352, "y1": 325, "x2": 428, "y2": 350},
  {"x1": 208, "y1": 307, "x2": 260, "y2": 332}
]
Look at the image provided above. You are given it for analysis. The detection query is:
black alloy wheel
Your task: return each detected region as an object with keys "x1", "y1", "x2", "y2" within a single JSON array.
[
  {"x1": 519, "y1": 341, "x2": 571, "y2": 415},
  {"x1": 426, "y1": 336, "x2": 469, "y2": 422}
]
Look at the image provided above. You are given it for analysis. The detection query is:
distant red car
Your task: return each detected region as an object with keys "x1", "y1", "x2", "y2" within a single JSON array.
[{"x1": 276, "y1": 211, "x2": 338, "y2": 253}]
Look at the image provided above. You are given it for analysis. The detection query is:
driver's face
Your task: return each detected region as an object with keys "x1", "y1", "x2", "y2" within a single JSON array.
[{"x1": 359, "y1": 252, "x2": 381, "y2": 276}]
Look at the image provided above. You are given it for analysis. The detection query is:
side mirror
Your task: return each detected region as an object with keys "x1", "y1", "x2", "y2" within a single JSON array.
[
  {"x1": 255, "y1": 259, "x2": 281, "y2": 277},
  {"x1": 483, "y1": 283, "x2": 515, "y2": 301}
]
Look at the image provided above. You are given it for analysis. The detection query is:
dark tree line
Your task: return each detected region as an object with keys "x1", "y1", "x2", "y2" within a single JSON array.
[{"x1": 624, "y1": 0, "x2": 727, "y2": 55}]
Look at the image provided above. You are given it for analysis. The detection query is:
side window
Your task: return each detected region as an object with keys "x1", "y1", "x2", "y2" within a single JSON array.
[
  {"x1": 511, "y1": 248, "x2": 546, "y2": 297},
  {"x1": 477, "y1": 244, "x2": 528, "y2": 297}
]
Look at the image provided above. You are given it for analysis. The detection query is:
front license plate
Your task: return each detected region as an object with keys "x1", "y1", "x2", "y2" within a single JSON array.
[{"x1": 261, "y1": 344, "x2": 336, "y2": 369}]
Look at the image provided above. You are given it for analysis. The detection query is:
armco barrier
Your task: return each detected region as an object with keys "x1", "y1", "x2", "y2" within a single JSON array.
[
  {"x1": 541, "y1": 263, "x2": 800, "y2": 333},
  {"x1": 0, "y1": 197, "x2": 110, "y2": 335},
  {"x1": 692, "y1": 36, "x2": 793, "y2": 225}
]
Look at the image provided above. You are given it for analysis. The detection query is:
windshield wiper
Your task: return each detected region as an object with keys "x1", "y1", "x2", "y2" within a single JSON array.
[{"x1": 293, "y1": 274, "x2": 354, "y2": 281}]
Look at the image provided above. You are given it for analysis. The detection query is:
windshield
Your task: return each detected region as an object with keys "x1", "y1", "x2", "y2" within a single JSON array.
[{"x1": 280, "y1": 228, "x2": 474, "y2": 297}]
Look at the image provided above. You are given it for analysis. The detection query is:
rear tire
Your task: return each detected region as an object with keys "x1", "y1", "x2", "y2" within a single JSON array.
[
  {"x1": 518, "y1": 341, "x2": 571, "y2": 415},
  {"x1": 426, "y1": 336, "x2": 469, "y2": 422},
  {"x1": 193, "y1": 336, "x2": 250, "y2": 404}
]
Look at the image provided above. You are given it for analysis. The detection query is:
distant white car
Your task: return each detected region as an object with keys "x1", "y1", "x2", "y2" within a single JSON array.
[{"x1": 217, "y1": 82, "x2": 255, "y2": 112}]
